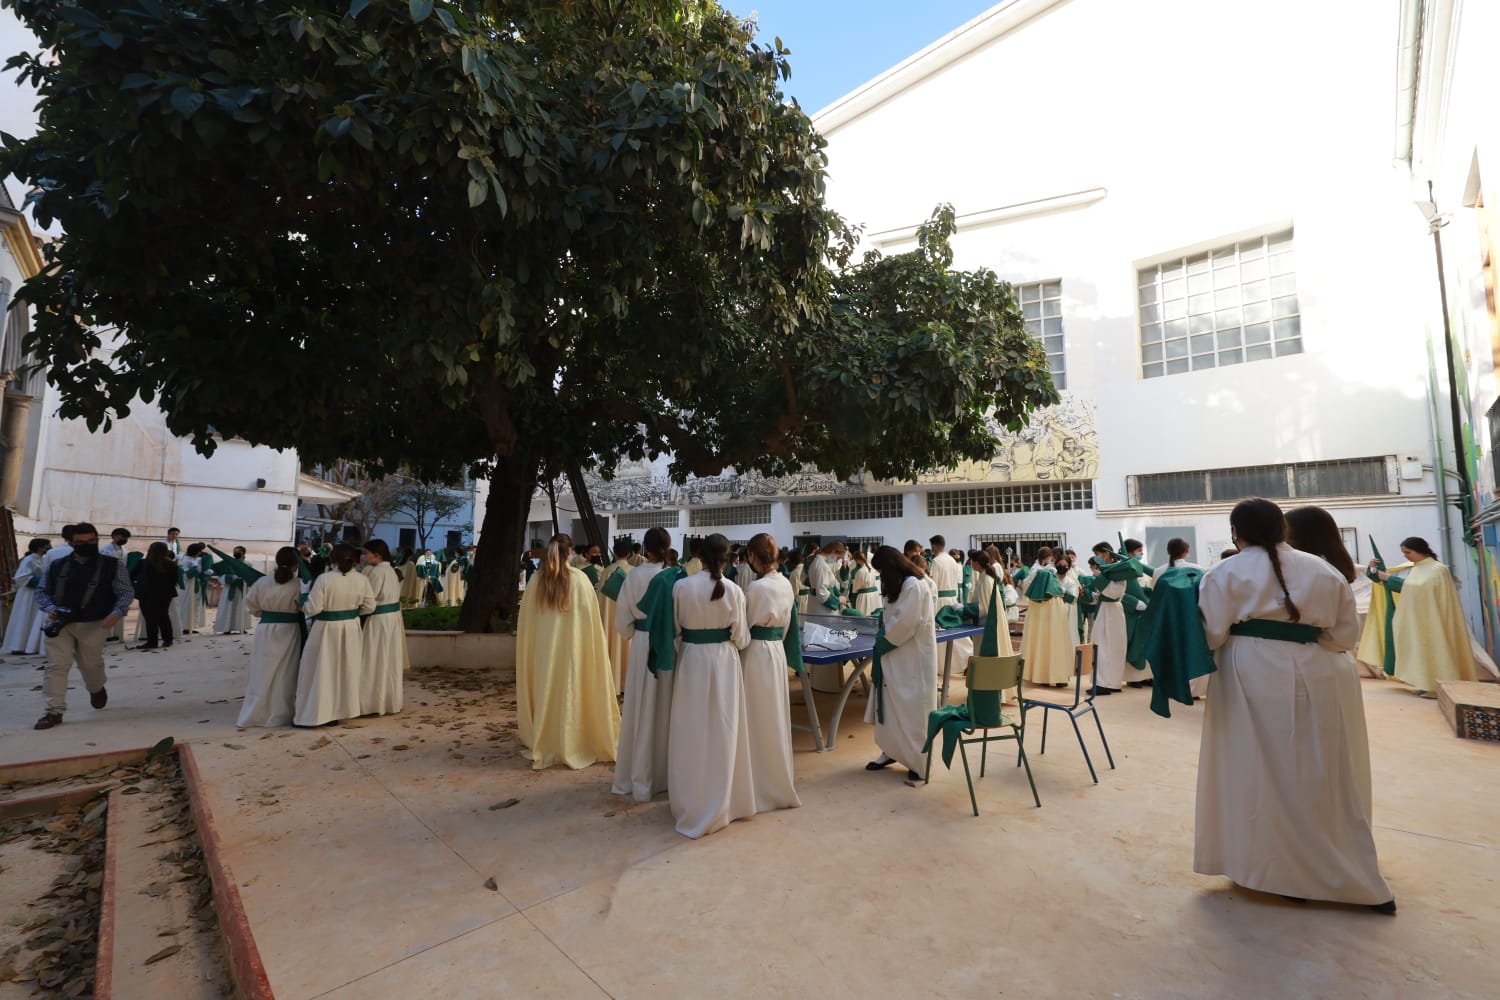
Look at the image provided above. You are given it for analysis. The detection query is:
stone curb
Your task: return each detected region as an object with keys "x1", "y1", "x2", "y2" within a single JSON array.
[{"x1": 93, "y1": 788, "x2": 122, "y2": 1000}]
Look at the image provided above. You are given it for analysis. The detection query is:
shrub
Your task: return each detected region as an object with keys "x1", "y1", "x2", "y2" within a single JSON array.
[{"x1": 402, "y1": 605, "x2": 463, "y2": 631}]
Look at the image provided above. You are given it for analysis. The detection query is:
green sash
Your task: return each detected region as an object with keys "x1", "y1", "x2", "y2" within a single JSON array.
[
  {"x1": 643, "y1": 567, "x2": 688, "y2": 675},
  {"x1": 372, "y1": 603, "x2": 401, "y2": 615},
  {"x1": 853, "y1": 586, "x2": 878, "y2": 596},
  {"x1": 681, "y1": 627, "x2": 731, "y2": 644},
  {"x1": 259, "y1": 611, "x2": 303, "y2": 624},
  {"x1": 600, "y1": 566, "x2": 627, "y2": 602},
  {"x1": 1229, "y1": 619, "x2": 1322, "y2": 643},
  {"x1": 583, "y1": 564, "x2": 601, "y2": 588},
  {"x1": 871, "y1": 622, "x2": 897, "y2": 723},
  {"x1": 822, "y1": 584, "x2": 841, "y2": 611},
  {"x1": 937, "y1": 589, "x2": 958, "y2": 598},
  {"x1": 749, "y1": 625, "x2": 784, "y2": 641},
  {"x1": 314, "y1": 609, "x2": 361, "y2": 622}
]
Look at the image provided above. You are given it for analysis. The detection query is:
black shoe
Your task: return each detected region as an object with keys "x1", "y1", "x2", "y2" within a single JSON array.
[
  {"x1": 1093, "y1": 687, "x2": 1119, "y2": 696},
  {"x1": 1126, "y1": 680, "x2": 1147, "y2": 688},
  {"x1": 138, "y1": 642, "x2": 159, "y2": 650},
  {"x1": 90, "y1": 687, "x2": 108, "y2": 710},
  {"x1": 906, "y1": 770, "x2": 924, "y2": 784},
  {"x1": 163, "y1": 641, "x2": 173, "y2": 648},
  {"x1": 1370, "y1": 900, "x2": 1397, "y2": 915},
  {"x1": 34, "y1": 713, "x2": 62, "y2": 730},
  {"x1": 865, "y1": 756, "x2": 896, "y2": 771}
]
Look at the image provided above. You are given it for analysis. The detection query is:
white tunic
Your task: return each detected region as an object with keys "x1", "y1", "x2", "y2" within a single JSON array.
[
  {"x1": 806, "y1": 556, "x2": 838, "y2": 612},
  {"x1": 928, "y1": 552, "x2": 961, "y2": 607},
  {"x1": 1091, "y1": 578, "x2": 1129, "y2": 689},
  {"x1": 295, "y1": 569, "x2": 375, "y2": 726},
  {"x1": 176, "y1": 554, "x2": 207, "y2": 634},
  {"x1": 742, "y1": 573, "x2": 801, "y2": 814},
  {"x1": 850, "y1": 565, "x2": 881, "y2": 616},
  {"x1": 5, "y1": 553, "x2": 44, "y2": 653},
  {"x1": 360, "y1": 562, "x2": 407, "y2": 716},
  {"x1": 611, "y1": 563, "x2": 673, "y2": 802},
  {"x1": 1195, "y1": 544, "x2": 1390, "y2": 905},
  {"x1": 214, "y1": 578, "x2": 251, "y2": 634},
  {"x1": 100, "y1": 543, "x2": 130, "y2": 641},
  {"x1": 238, "y1": 576, "x2": 304, "y2": 728},
  {"x1": 864, "y1": 576, "x2": 937, "y2": 773},
  {"x1": 667, "y1": 572, "x2": 755, "y2": 839}
]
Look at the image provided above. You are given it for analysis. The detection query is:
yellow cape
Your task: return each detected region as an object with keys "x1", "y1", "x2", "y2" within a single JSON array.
[
  {"x1": 1356, "y1": 562, "x2": 1411, "y2": 672},
  {"x1": 1392, "y1": 559, "x2": 1478, "y2": 691}
]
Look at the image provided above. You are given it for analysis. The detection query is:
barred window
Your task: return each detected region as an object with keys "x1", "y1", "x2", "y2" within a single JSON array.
[
  {"x1": 926, "y1": 481, "x2": 1094, "y2": 517},
  {"x1": 842, "y1": 536, "x2": 886, "y2": 553},
  {"x1": 790, "y1": 494, "x2": 904, "y2": 522},
  {"x1": 1139, "y1": 230, "x2": 1299, "y2": 378},
  {"x1": 688, "y1": 503, "x2": 772, "y2": 528},
  {"x1": 617, "y1": 510, "x2": 679, "y2": 530},
  {"x1": 971, "y1": 533, "x2": 1066, "y2": 566},
  {"x1": 1131, "y1": 457, "x2": 1396, "y2": 506},
  {"x1": 1018, "y1": 280, "x2": 1066, "y2": 390}
]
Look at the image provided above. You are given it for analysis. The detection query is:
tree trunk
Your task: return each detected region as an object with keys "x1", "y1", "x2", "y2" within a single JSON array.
[{"x1": 459, "y1": 444, "x2": 537, "y2": 634}]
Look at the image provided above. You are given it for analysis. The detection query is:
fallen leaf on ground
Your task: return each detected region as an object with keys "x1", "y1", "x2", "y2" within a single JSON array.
[
  {"x1": 309, "y1": 736, "x2": 332, "y2": 750},
  {"x1": 489, "y1": 798, "x2": 521, "y2": 811},
  {"x1": 222, "y1": 744, "x2": 245, "y2": 751},
  {"x1": 483, "y1": 877, "x2": 498, "y2": 891},
  {"x1": 144, "y1": 944, "x2": 182, "y2": 965}
]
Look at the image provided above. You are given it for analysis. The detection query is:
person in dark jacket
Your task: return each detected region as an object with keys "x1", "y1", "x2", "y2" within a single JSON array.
[
  {"x1": 34, "y1": 522, "x2": 135, "y2": 730},
  {"x1": 133, "y1": 541, "x2": 180, "y2": 651}
]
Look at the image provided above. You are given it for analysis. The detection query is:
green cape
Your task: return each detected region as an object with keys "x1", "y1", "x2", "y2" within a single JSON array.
[{"x1": 1138, "y1": 565, "x2": 1216, "y2": 718}]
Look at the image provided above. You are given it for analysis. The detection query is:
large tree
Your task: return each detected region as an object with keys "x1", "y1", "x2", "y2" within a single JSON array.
[{"x1": 2, "y1": 0, "x2": 1057, "y2": 632}]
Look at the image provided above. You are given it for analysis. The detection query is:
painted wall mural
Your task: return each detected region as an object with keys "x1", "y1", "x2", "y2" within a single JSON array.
[{"x1": 578, "y1": 396, "x2": 1098, "y2": 512}]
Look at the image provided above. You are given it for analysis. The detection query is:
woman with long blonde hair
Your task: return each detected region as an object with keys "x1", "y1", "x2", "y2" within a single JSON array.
[{"x1": 516, "y1": 534, "x2": 620, "y2": 770}]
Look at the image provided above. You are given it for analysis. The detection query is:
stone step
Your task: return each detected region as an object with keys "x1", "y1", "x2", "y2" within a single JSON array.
[
  {"x1": 1437, "y1": 679, "x2": 1500, "y2": 743},
  {"x1": 97, "y1": 784, "x2": 229, "y2": 999}
]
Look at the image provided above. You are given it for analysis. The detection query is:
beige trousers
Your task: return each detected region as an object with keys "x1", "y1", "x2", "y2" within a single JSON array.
[{"x1": 43, "y1": 620, "x2": 109, "y2": 716}]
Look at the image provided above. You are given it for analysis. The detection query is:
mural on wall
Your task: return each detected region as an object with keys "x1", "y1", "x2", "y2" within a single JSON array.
[
  {"x1": 582, "y1": 463, "x2": 869, "y2": 512},
  {"x1": 574, "y1": 397, "x2": 1097, "y2": 513},
  {"x1": 913, "y1": 395, "x2": 1099, "y2": 485}
]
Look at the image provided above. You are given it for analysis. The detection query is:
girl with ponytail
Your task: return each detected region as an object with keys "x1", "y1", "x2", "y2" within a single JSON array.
[
  {"x1": 739, "y1": 533, "x2": 802, "y2": 814},
  {"x1": 239, "y1": 547, "x2": 306, "y2": 727},
  {"x1": 295, "y1": 541, "x2": 376, "y2": 726},
  {"x1": 1196, "y1": 498, "x2": 1394, "y2": 914},
  {"x1": 613, "y1": 526, "x2": 677, "y2": 802},
  {"x1": 516, "y1": 533, "x2": 620, "y2": 770},
  {"x1": 667, "y1": 532, "x2": 755, "y2": 838}
]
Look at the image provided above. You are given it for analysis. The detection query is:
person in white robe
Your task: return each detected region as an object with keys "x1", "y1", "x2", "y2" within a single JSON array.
[
  {"x1": 294, "y1": 545, "x2": 375, "y2": 727},
  {"x1": 597, "y1": 541, "x2": 635, "y2": 696},
  {"x1": 238, "y1": 548, "x2": 305, "y2": 728},
  {"x1": 1087, "y1": 543, "x2": 1138, "y2": 693},
  {"x1": 741, "y1": 534, "x2": 801, "y2": 814},
  {"x1": 667, "y1": 534, "x2": 756, "y2": 839},
  {"x1": 1196, "y1": 498, "x2": 1393, "y2": 911},
  {"x1": 100, "y1": 529, "x2": 133, "y2": 642},
  {"x1": 176, "y1": 546, "x2": 208, "y2": 635},
  {"x1": 27, "y1": 529, "x2": 75, "y2": 655},
  {"x1": 849, "y1": 551, "x2": 880, "y2": 616},
  {"x1": 213, "y1": 546, "x2": 253, "y2": 634},
  {"x1": 928, "y1": 536, "x2": 970, "y2": 674},
  {"x1": 865, "y1": 548, "x2": 938, "y2": 781},
  {"x1": 1056, "y1": 558, "x2": 1082, "y2": 652},
  {"x1": 970, "y1": 552, "x2": 1017, "y2": 703},
  {"x1": 444, "y1": 552, "x2": 467, "y2": 606},
  {"x1": 612, "y1": 528, "x2": 675, "y2": 802},
  {"x1": 359, "y1": 541, "x2": 407, "y2": 716},
  {"x1": 6, "y1": 540, "x2": 49, "y2": 654},
  {"x1": 788, "y1": 553, "x2": 810, "y2": 615}
]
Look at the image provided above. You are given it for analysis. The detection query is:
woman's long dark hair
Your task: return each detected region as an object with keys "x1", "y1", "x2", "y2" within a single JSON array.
[
  {"x1": 273, "y1": 546, "x2": 299, "y2": 585},
  {"x1": 643, "y1": 526, "x2": 671, "y2": 563},
  {"x1": 1167, "y1": 537, "x2": 1190, "y2": 567},
  {"x1": 363, "y1": 539, "x2": 392, "y2": 563},
  {"x1": 1230, "y1": 498, "x2": 1301, "y2": 621},
  {"x1": 699, "y1": 533, "x2": 730, "y2": 600},
  {"x1": 872, "y1": 545, "x2": 923, "y2": 604},
  {"x1": 145, "y1": 541, "x2": 176, "y2": 574},
  {"x1": 1285, "y1": 506, "x2": 1356, "y2": 583},
  {"x1": 1400, "y1": 536, "x2": 1437, "y2": 559},
  {"x1": 968, "y1": 549, "x2": 999, "y2": 580},
  {"x1": 331, "y1": 543, "x2": 360, "y2": 574}
]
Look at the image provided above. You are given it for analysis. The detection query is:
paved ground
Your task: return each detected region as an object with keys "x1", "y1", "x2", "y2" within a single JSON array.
[{"x1": 1, "y1": 631, "x2": 1496, "y2": 999}]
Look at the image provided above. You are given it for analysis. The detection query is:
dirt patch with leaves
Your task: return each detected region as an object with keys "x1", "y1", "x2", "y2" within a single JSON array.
[{"x1": 0, "y1": 744, "x2": 230, "y2": 998}]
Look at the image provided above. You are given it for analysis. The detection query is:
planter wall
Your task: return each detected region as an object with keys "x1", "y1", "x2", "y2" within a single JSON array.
[{"x1": 406, "y1": 630, "x2": 516, "y2": 678}]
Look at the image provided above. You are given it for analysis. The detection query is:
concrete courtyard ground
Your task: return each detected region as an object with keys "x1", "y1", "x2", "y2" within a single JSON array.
[{"x1": 1, "y1": 630, "x2": 1495, "y2": 999}]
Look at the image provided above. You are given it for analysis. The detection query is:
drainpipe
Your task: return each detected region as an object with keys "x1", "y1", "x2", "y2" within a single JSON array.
[{"x1": 1425, "y1": 332, "x2": 1455, "y2": 564}]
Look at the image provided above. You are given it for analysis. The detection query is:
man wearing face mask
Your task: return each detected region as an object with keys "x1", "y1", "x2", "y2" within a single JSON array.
[{"x1": 33, "y1": 523, "x2": 136, "y2": 730}]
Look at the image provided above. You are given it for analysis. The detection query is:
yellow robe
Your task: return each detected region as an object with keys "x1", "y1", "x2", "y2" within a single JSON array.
[
  {"x1": 598, "y1": 558, "x2": 634, "y2": 696},
  {"x1": 516, "y1": 567, "x2": 621, "y2": 769},
  {"x1": 1391, "y1": 558, "x2": 1478, "y2": 693},
  {"x1": 1355, "y1": 562, "x2": 1411, "y2": 672}
]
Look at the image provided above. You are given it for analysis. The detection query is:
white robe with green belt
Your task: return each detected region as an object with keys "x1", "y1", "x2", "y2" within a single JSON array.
[
  {"x1": 360, "y1": 562, "x2": 407, "y2": 717},
  {"x1": 1195, "y1": 544, "x2": 1389, "y2": 905},
  {"x1": 865, "y1": 575, "x2": 937, "y2": 774},
  {"x1": 611, "y1": 563, "x2": 672, "y2": 802},
  {"x1": 742, "y1": 573, "x2": 801, "y2": 814}
]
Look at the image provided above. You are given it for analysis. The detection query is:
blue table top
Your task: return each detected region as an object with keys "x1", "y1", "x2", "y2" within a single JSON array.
[{"x1": 800, "y1": 620, "x2": 986, "y2": 665}]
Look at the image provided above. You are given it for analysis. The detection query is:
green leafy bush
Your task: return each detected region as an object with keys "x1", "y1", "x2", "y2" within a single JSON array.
[{"x1": 403, "y1": 605, "x2": 463, "y2": 631}]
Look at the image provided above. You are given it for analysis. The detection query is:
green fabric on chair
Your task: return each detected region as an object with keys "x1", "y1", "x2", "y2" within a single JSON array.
[
  {"x1": 934, "y1": 605, "x2": 966, "y2": 630},
  {"x1": 922, "y1": 654, "x2": 1039, "y2": 815}
]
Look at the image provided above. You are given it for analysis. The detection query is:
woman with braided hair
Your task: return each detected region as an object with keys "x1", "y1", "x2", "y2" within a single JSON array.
[
  {"x1": 668, "y1": 532, "x2": 755, "y2": 838},
  {"x1": 1196, "y1": 498, "x2": 1394, "y2": 913}
]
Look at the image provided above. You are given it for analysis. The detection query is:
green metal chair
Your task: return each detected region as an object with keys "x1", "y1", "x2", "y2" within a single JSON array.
[{"x1": 924, "y1": 654, "x2": 1040, "y2": 815}]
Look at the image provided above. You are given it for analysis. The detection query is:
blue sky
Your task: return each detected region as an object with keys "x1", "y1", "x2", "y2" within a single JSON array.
[{"x1": 726, "y1": 1, "x2": 1001, "y2": 113}]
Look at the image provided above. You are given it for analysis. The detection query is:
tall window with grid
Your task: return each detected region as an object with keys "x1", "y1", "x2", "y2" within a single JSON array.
[
  {"x1": 789, "y1": 495, "x2": 904, "y2": 522},
  {"x1": 1138, "y1": 230, "x2": 1299, "y2": 378},
  {"x1": 1018, "y1": 280, "x2": 1066, "y2": 390},
  {"x1": 617, "y1": 510, "x2": 679, "y2": 530},
  {"x1": 688, "y1": 503, "x2": 772, "y2": 528}
]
